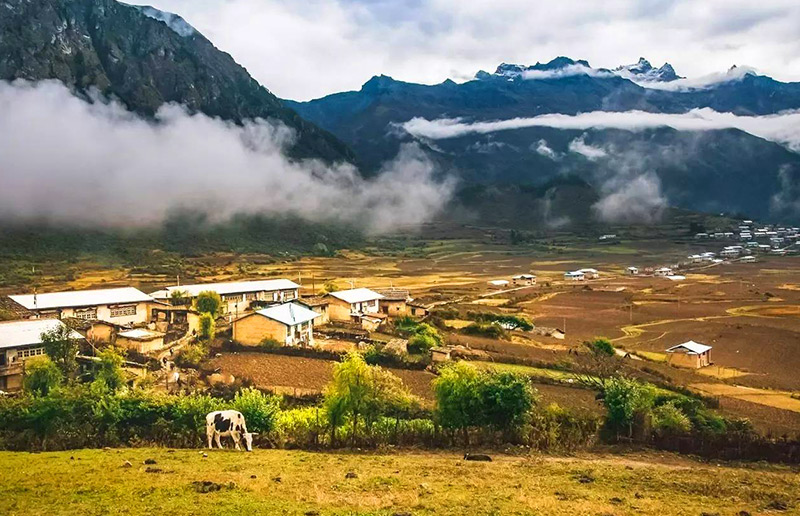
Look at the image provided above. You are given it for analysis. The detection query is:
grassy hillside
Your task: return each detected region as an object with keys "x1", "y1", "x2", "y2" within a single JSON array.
[{"x1": 1, "y1": 448, "x2": 797, "y2": 515}]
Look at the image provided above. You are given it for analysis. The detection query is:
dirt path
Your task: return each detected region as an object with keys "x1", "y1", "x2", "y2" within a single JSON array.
[{"x1": 690, "y1": 383, "x2": 800, "y2": 413}]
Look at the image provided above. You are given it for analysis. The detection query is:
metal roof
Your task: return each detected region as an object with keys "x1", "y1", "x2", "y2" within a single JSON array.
[
  {"x1": 0, "y1": 319, "x2": 83, "y2": 350},
  {"x1": 9, "y1": 287, "x2": 153, "y2": 311},
  {"x1": 151, "y1": 279, "x2": 300, "y2": 299},
  {"x1": 254, "y1": 303, "x2": 320, "y2": 327},
  {"x1": 666, "y1": 340, "x2": 712, "y2": 354},
  {"x1": 512, "y1": 274, "x2": 536, "y2": 279},
  {"x1": 118, "y1": 329, "x2": 164, "y2": 340},
  {"x1": 328, "y1": 288, "x2": 384, "y2": 304}
]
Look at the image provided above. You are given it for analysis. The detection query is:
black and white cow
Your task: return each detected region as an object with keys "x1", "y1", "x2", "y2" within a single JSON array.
[{"x1": 205, "y1": 410, "x2": 255, "y2": 451}]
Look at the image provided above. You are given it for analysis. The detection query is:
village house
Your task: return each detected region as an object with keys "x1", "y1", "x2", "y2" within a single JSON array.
[
  {"x1": 577, "y1": 268, "x2": 600, "y2": 279},
  {"x1": 627, "y1": 266, "x2": 639, "y2": 275},
  {"x1": 116, "y1": 328, "x2": 167, "y2": 354},
  {"x1": 232, "y1": 302, "x2": 320, "y2": 347},
  {"x1": 654, "y1": 267, "x2": 674, "y2": 277},
  {"x1": 488, "y1": 279, "x2": 510, "y2": 288},
  {"x1": 374, "y1": 288, "x2": 412, "y2": 317},
  {"x1": 0, "y1": 319, "x2": 84, "y2": 392},
  {"x1": 564, "y1": 271, "x2": 585, "y2": 281},
  {"x1": 407, "y1": 302, "x2": 430, "y2": 318},
  {"x1": 150, "y1": 279, "x2": 300, "y2": 318},
  {"x1": 740, "y1": 255, "x2": 758, "y2": 263},
  {"x1": 297, "y1": 297, "x2": 330, "y2": 326},
  {"x1": 665, "y1": 341, "x2": 712, "y2": 369},
  {"x1": 8, "y1": 287, "x2": 155, "y2": 325},
  {"x1": 511, "y1": 274, "x2": 537, "y2": 286},
  {"x1": 325, "y1": 288, "x2": 384, "y2": 324}
]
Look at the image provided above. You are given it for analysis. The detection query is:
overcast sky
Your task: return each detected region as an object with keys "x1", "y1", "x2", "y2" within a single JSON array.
[{"x1": 144, "y1": 0, "x2": 800, "y2": 101}]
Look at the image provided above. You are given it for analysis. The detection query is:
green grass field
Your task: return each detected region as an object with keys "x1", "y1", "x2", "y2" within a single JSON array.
[{"x1": 1, "y1": 448, "x2": 797, "y2": 515}]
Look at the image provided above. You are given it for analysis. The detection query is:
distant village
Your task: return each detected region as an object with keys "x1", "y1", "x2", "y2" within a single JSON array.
[
  {"x1": 1, "y1": 219, "x2": 797, "y2": 393},
  {"x1": 0, "y1": 279, "x2": 432, "y2": 392}
]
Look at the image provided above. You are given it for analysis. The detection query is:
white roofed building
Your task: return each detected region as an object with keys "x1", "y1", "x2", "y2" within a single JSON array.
[
  {"x1": 577, "y1": 268, "x2": 600, "y2": 279},
  {"x1": 564, "y1": 271, "x2": 585, "y2": 281},
  {"x1": 0, "y1": 319, "x2": 84, "y2": 392},
  {"x1": 150, "y1": 279, "x2": 300, "y2": 317},
  {"x1": 326, "y1": 288, "x2": 384, "y2": 324},
  {"x1": 9, "y1": 287, "x2": 154, "y2": 326},
  {"x1": 666, "y1": 340, "x2": 712, "y2": 369},
  {"x1": 511, "y1": 274, "x2": 537, "y2": 286},
  {"x1": 232, "y1": 302, "x2": 320, "y2": 347}
]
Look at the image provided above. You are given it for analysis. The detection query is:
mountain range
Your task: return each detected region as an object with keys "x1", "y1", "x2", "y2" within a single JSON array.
[
  {"x1": 287, "y1": 57, "x2": 800, "y2": 223},
  {"x1": 2, "y1": 0, "x2": 800, "y2": 226}
]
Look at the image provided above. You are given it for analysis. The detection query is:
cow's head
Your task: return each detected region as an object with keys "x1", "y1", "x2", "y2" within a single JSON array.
[{"x1": 244, "y1": 432, "x2": 255, "y2": 452}]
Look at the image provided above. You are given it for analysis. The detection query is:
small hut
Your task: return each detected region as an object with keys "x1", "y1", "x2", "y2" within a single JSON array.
[{"x1": 665, "y1": 341, "x2": 712, "y2": 369}]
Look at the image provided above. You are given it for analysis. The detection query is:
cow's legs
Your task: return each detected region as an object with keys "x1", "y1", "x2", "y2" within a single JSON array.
[
  {"x1": 231, "y1": 431, "x2": 242, "y2": 450},
  {"x1": 207, "y1": 428, "x2": 214, "y2": 449},
  {"x1": 215, "y1": 433, "x2": 224, "y2": 449}
]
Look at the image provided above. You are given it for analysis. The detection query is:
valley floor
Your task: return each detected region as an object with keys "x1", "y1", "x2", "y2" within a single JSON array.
[{"x1": 0, "y1": 447, "x2": 797, "y2": 515}]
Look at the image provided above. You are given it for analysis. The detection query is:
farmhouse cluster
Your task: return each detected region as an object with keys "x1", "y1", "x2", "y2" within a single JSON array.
[{"x1": 0, "y1": 280, "x2": 431, "y2": 391}]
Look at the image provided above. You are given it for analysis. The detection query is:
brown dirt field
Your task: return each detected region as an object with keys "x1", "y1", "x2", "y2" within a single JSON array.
[
  {"x1": 209, "y1": 352, "x2": 437, "y2": 401},
  {"x1": 533, "y1": 384, "x2": 604, "y2": 416},
  {"x1": 716, "y1": 396, "x2": 800, "y2": 437}
]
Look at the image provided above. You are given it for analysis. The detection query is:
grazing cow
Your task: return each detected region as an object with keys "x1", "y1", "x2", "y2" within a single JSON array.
[{"x1": 205, "y1": 410, "x2": 255, "y2": 451}]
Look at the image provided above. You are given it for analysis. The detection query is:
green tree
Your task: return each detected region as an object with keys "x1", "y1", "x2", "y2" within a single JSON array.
[
  {"x1": 91, "y1": 348, "x2": 126, "y2": 393},
  {"x1": 481, "y1": 372, "x2": 537, "y2": 435},
  {"x1": 169, "y1": 289, "x2": 190, "y2": 306},
  {"x1": 196, "y1": 290, "x2": 222, "y2": 316},
  {"x1": 323, "y1": 352, "x2": 416, "y2": 446},
  {"x1": 23, "y1": 358, "x2": 62, "y2": 396},
  {"x1": 198, "y1": 313, "x2": 216, "y2": 345},
  {"x1": 574, "y1": 337, "x2": 621, "y2": 391},
  {"x1": 231, "y1": 387, "x2": 281, "y2": 433},
  {"x1": 432, "y1": 361, "x2": 485, "y2": 444},
  {"x1": 41, "y1": 324, "x2": 81, "y2": 381},
  {"x1": 652, "y1": 401, "x2": 692, "y2": 438},
  {"x1": 602, "y1": 377, "x2": 656, "y2": 439},
  {"x1": 406, "y1": 322, "x2": 442, "y2": 354}
]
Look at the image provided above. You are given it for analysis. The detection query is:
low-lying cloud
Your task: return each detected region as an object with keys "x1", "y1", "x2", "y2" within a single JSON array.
[
  {"x1": 625, "y1": 65, "x2": 758, "y2": 91},
  {"x1": 522, "y1": 64, "x2": 615, "y2": 81},
  {"x1": 532, "y1": 139, "x2": 561, "y2": 160},
  {"x1": 593, "y1": 172, "x2": 667, "y2": 224},
  {"x1": 402, "y1": 108, "x2": 800, "y2": 152},
  {"x1": 568, "y1": 135, "x2": 608, "y2": 160},
  {"x1": 0, "y1": 80, "x2": 454, "y2": 233}
]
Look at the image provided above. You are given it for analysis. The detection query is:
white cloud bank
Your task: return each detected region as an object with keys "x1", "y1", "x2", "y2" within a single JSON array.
[
  {"x1": 402, "y1": 108, "x2": 800, "y2": 152},
  {"x1": 0, "y1": 80, "x2": 454, "y2": 233},
  {"x1": 522, "y1": 64, "x2": 614, "y2": 81},
  {"x1": 568, "y1": 135, "x2": 608, "y2": 160},
  {"x1": 532, "y1": 139, "x2": 561, "y2": 160},
  {"x1": 626, "y1": 65, "x2": 759, "y2": 91}
]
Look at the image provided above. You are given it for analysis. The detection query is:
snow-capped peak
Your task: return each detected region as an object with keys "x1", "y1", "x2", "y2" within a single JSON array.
[
  {"x1": 476, "y1": 57, "x2": 610, "y2": 81},
  {"x1": 614, "y1": 57, "x2": 681, "y2": 82},
  {"x1": 131, "y1": 5, "x2": 196, "y2": 38}
]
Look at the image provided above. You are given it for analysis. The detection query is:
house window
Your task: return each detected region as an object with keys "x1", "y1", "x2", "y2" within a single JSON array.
[
  {"x1": 110, "y1": 305, "x2": 137, "y2": 318},
  {"x1": 18, "y1": 347, "x2": 45, "y2": 359},
  {"x1": 75, "y1": 308, "x2": 98, "y2": 320}
]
